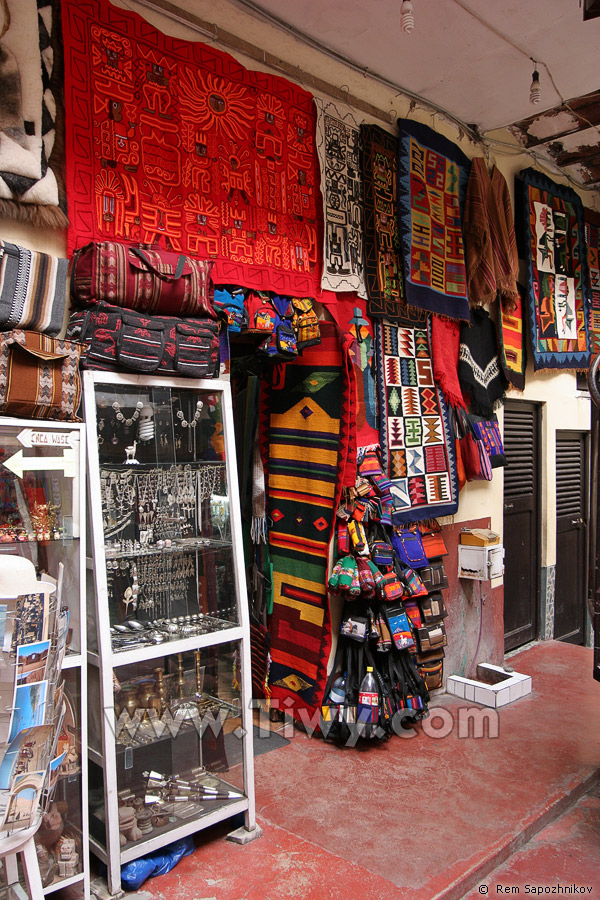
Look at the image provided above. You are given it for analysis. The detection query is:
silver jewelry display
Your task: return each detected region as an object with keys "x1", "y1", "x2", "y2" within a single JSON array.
[
  {"x1": 176, "y1": 400, "x2": 203, "y2": 428},
  {"x1": 113, "y1": 399, "x2": 144, "y2": 427}
]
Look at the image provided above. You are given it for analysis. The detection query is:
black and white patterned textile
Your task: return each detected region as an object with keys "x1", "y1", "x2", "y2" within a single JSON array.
[
  {"x1": 315, "y1": 98, "x2": 366, "y2": 298},
  {"x1": 0, "y1": 0, "x2": 66, "y2": 224}
]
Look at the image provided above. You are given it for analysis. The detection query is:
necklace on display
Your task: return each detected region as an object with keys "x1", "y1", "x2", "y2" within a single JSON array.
[
  {"x1": 176, "y1": 400, "x2": 203, "y2": 428},
  {"x1": 113, "y1": 399, "x2": 144, "y2": 427}
]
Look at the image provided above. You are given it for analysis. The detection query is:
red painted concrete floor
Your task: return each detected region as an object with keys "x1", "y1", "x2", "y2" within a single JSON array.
[
  {"x1": 92, "y1": 641, "x2": 600, "y2": 900},
  {"x1": 469, "y1": 781, "x2": 600, "y2": 898}
]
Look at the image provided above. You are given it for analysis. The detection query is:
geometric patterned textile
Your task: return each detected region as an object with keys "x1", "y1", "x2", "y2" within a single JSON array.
[
  {"x1": 375, "y1": 318, "x2": 459, "y2": 525},
  {"x1": 315, "y1": 99, "x2": 367, "y2": 298},
  {"x1": 360, "y1": 124, "x2": 406, "y2": 319},
  {"x1": 0, "y1": 0, "x2": 67, "y2": 227},
  {"x1": 497, "y1": 284, "x2": 526, "y2": 391},
  {"x1": 520, "y1": 168, "x2": 590, "y2": 371},
  {"x1": 584, "y1": 207, "x2": 600, "y2": 357},
  {"x1": 261, "y1": 324, "x2": 349, "y2": 720},
  {"x1": 61, "y1": 0, "x2": 322, "y2": 297},
  {"x1": 396, "y1": 119, "x2": 471, "y2": 322}
]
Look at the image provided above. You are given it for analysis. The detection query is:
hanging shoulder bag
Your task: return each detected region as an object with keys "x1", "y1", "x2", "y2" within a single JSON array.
[
  {"x1": 0, "y1": 330, "x2": 83, "y2": 422},
  {"x1": 392, "y1": 527, "x2": 429, "y2": 569}
]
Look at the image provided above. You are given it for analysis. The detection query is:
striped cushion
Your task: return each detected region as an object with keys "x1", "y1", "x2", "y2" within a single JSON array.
[{"x1": 0, "y1": 241, "x2": 68, "y2": 336}]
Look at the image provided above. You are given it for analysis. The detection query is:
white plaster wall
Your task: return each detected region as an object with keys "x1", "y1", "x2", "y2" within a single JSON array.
[{"x1": 0, "y1": 0, "x2": 596, "y2": 576}]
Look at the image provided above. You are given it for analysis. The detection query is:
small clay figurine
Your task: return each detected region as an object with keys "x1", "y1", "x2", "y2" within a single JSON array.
[
  {"x1": 35, "y1": 841, "x2": 58, "y2": 887},
  {"x1": 118, "y1": 805, "x2": 142, "y2": 845},
  {"x1": 56, "y1": 834, "x2": 80, "y2": 878},
  {"x1": 124, "y1": 441, "x2": 139, "y2": 464},
  {"x1": 36, "y1": 800, "x2": 69, "y2": 850}
]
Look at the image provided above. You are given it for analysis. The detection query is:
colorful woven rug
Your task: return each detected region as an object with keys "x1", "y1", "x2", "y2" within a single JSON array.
[
  {"x1": 323, "y1": 294, "x2": 380, "y2": 450},
  {"x1": 261, "y1": 324, "x2": 350, "y2": 719},
  {"x1": 584, "y1": 207, "x2": 600, "y2": 357},
  {"x1": 0, "y1": 0, "x2": 67, "y2": 227},
  {"x1": 61, "y1": 0, "x2": 321, "y2": 297},
  {"x1": 520, "y1": 168, "x2": 590, "y2": 371},
  {"x1": 361, "y1": 124, "x2": 406, "y2": 319},
  {"x1": 396, "y1": 119, "x2": 470, "y2": 321},
  {"x1": 497, "y1": 284, "x2": 526, "y2": 390},
  {"x1": 315, "y1": 99, "x2": 367, "y2": 298},
  {"x1": 375, "y1": 318, "x2": 459, "y2": 525}
]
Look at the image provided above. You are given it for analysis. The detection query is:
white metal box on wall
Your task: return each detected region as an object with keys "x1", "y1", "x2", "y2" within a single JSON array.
[{"x1": 458, "y1": 544, "x2": 505, "y2": 580}]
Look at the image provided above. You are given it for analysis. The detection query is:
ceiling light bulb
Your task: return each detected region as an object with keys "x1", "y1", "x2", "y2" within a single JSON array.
[
  {"x1": 529, "y1": 68, "x2": 541, "y2": 104},
  {"x1": 401, "y1": 0, "x2": 414, "y2": 33}
]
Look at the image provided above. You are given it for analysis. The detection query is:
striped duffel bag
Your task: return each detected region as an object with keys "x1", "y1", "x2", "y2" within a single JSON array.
[{"x1": 66, "y1": 301, "x2": 220, "y2": 379}]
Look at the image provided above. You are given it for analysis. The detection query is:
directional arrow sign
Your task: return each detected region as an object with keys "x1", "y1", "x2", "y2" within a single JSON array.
[
  {"x1": 2, "y1": 449, "x2": 76, "y2": 479},
  {"x1": 17, "y1": 428, "x2": 79, "y2": 450}
]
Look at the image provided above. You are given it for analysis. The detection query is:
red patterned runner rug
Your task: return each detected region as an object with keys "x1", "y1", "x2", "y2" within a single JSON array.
[
  {"x1": 260, "y1": 324, "x2": 351, "y2": 721},
  {"x1": 61, "y1": 0, "x2": 322, "y2": 296},
  {"x1": 497, "y1": 285, "x2": 527, "y2": 391},
  {"x1": 584, "y1": 207, "x2": 600, "y2": 357}
]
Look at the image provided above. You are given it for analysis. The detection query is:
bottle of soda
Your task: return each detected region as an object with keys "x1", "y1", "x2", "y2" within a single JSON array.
[
  {"x1": 358, "y1": 666, "x2": 378, "y2": 738},
  {"x1": 330, "y1": 675, "x2": 346, "y2": 722}
]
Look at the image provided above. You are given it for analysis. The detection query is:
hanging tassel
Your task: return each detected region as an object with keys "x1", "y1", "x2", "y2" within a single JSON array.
[
  {"x1": 251, "y1": 514, "x2": 267, "y2": 544},
  {"x1": 232, "y1": 647, "x2": 241, "y2": 692},
  {"x1": 264, "y1": 652, "x2": 272, "y2": 709}
]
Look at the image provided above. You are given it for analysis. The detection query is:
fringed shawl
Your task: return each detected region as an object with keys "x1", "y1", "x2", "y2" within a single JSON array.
[
  {"x1": 458, "y1": 307, "x2": 508, "y2": 417},
  {"x1": 431, "y1": 315, "x2": 465, "y2": 411},
  {"x1": 463, "y1": 159, "x2": 519, "y2": 310}
]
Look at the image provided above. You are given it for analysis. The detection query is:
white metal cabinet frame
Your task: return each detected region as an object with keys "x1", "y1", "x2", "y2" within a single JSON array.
[{"x1": 83, "y1": 371, "x2": 259, "y2": 897}]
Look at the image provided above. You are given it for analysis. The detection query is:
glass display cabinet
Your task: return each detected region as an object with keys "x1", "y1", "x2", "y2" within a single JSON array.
[
  {"x1": 82, "y1": 372, "x2": 258, "y2": 896},
  {"x1": 0, "y1": 419, "x2": 89, "y2": 899}
]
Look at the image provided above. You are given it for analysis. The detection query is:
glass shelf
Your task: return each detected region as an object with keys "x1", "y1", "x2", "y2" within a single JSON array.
[{"x1": 83, "y1": 373, "x2": 257, "y2": 895}]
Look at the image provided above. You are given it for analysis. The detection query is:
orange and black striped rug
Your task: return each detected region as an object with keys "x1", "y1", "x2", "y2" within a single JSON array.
[{"x1": 260, "y1": 323, "x2": 352, "y2": 721}]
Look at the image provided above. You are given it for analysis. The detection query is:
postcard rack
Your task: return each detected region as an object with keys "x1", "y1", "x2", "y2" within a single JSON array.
[{"x1": 0, "y1": 419, "x2": 89, "y2": 898}]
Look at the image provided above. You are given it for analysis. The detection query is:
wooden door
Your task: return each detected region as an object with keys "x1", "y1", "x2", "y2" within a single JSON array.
[
  {"x1": 591, "y1": 404, "x2": 600, "y2": 680},
  {"x1": 554, "y1": 432, "x2": 587, "y2": 643},
  {"x1": 503, "y1": 402, "x2": 540, "y2": 651}
]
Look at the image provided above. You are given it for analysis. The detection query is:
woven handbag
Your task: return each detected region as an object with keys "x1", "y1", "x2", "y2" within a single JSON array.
[
  {"x1": 468, "y1": 413, "x2": 506, "y2": 468},
  {"x1": 415, "y1": 622, "x2": 448, "y2": 653},
  {"x1": 419, "y1": 521, "x2": 448, "y2": 558},
  {"x1": 419, "y1": 592, "x2": 448, "y2": 622},
  {"x1": 384, "y1": 603, "x2": 415, "y2": 651},
  {"x1": 420, "y1": 561, "x2": 449, "y2": 592},
  {"x1": 71, "y1": 241, "x2": 216, "y2": 318},
  {"x1": 418, "y1": 659, "x2": 444, "y2": 691},
  {"x1": 392, "y1": 527, "x2": 429, "y2": 569},
  {"x1": 0, "y1": 330, "x2": 83, "y2": 422}
]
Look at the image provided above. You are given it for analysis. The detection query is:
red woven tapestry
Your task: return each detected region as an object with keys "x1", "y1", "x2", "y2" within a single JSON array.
[{"x1": 61, "y1": 0, "x2": 322, "y2": 296}]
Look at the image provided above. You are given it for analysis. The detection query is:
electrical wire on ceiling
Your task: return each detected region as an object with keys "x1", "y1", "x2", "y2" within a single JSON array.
[
  {"x1": 227, "y1": 0, "x2": 600, "y2": 192},
  {"x1": 451, "y1": 0, "x2": 600, "y2": 161},
  {"x1": 123, "y1": 0, "x2": 600, "y2": 193}
]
